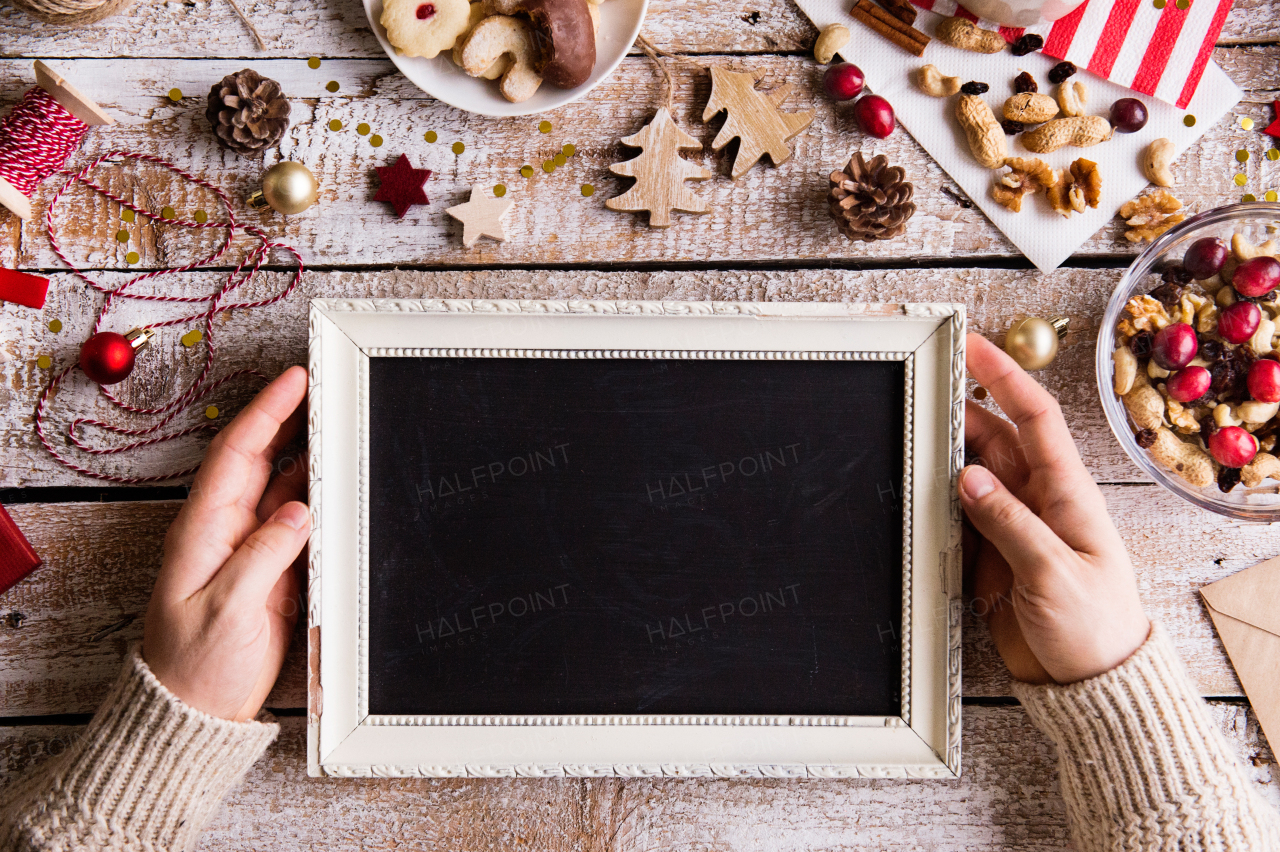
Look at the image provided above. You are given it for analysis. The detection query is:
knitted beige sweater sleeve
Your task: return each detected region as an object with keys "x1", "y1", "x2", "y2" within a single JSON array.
[
  {"x1": 1014, "y1": 623, "x2": 1280, "y2": 852},
  {"x1": 0, "y1": 645, "x2": 277, "y2": 852}
]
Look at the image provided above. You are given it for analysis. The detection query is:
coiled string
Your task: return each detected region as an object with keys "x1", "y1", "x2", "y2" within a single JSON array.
[
  {"x1": 0, "y1": 87, "x2": 90, "y2": 199},
  {"x1": 34, "y1": 151, "x2": 305, "y2": 482}
]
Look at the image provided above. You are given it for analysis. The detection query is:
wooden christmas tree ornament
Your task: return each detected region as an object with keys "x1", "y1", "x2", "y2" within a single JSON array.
[
  {"x1": 605, "y1": 107, "x2": 711, "y2": 228},
  {"x1": 702, "y1": 67, "x2": 814, "y2": 181}
]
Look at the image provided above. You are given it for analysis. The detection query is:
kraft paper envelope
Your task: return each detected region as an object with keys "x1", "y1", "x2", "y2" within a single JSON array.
[{"x1": 1200, "y1": 555, "x2": 1280, "y2": 752}]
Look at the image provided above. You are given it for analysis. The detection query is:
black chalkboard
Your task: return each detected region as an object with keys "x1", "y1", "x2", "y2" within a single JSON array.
[{"x1": 367, "y1": 356, "x2": 905, "y2": 717}]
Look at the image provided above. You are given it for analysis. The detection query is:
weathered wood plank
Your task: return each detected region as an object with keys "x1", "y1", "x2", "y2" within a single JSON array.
[
  {"x1": 0, "y1": 52, "x2": 1273, "y2": 271},
  {"x1": 0, "y1": 265, "x2": 1198, "y2": 486},
  {"x1": 0, "y1": 708, "x2": 1273, "y2": 850},
  {"x1": 2, "y1": 485, "x2": 1276, "y2": 715},
  {"x1": 0, "y1": 0, "x2": 1273, "y2": 60}
]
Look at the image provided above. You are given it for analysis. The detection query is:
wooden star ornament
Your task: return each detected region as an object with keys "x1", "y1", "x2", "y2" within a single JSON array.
[
  {"x1": 702, "y1": 67, "x2": 814, "y2": 181},
  {"x1": 445, "y1": 184, "x2": 514, "y2": 247},
  {"x1": 374, "y1": 154, "x2": 431, "y2": 218}
]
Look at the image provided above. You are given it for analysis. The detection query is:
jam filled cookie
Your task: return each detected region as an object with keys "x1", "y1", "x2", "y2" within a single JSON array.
[{"x1": 382, "y1": 0, "x2": 471, "y2": 59}]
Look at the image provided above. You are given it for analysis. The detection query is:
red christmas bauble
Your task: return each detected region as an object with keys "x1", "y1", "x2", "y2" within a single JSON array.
[{"x1": 79, "y1": 331, "x2": 137, "y2": 385}]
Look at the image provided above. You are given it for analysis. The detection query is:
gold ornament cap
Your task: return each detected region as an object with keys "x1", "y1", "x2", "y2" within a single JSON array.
[
  {"x1": 1004, "y1": 316, "x2": 1068, "y2": 371},
  {"x1": 248, "y1": 161, "x2": 319, "y2": 215},
  {"x1": 125, "y1": 327, "x2": 155, "y2": 351}
]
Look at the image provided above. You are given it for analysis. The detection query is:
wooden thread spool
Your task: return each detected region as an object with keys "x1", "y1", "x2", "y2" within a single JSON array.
[{"x1": 0, "y1": 61, "x2": 112, "y2": 222}]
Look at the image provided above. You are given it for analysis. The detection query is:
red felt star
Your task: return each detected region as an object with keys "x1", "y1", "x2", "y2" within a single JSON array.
[
  {"x1": 1266, "y1": 100, "x2": 1280, "y2": 140},
  {"x1": 374, "y1": 154, "x2": 431, "y2": 218}
]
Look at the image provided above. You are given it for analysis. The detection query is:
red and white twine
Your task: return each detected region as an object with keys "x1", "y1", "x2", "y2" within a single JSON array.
[
  {"x1": 0, "y1": 87, "x2": 89, "y2": 198},
  {"x1": 32, "y1": 150, "x2": 304, "y2": 483}
]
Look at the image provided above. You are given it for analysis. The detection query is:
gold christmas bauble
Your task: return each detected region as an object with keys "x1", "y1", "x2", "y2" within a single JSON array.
[
  {"x1": 249, "y1": 161, "x2": 318, "y2": 215},
  {"x1": 1004, "y1": 316, "x2": 1068, "y2": 371}
]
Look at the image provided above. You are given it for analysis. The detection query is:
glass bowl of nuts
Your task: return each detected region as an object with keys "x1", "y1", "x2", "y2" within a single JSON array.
[{"x1": 1098, "y1": 202, "x2": 1280, "y2": 520}]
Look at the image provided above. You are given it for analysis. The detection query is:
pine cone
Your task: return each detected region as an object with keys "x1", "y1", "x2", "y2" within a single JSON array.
[
  {"x1": 827, "y1": 153, "x2": 916, "y2": 242},
  {"x1": 205, "y1": 69, "x2": 291, "y2": 156}
]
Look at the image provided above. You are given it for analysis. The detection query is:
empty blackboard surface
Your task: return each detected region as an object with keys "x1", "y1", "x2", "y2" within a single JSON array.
[{"x1": 367, "y1": 356, "x2": 905, "y2": 717}]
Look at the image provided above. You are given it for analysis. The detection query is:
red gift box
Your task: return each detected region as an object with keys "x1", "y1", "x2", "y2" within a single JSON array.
[{"x1": 0, "y1": 503, "x2": 42, "y2": 596}]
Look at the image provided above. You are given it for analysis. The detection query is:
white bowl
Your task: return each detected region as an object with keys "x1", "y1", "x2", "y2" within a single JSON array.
[{"x1": 363, "y1": 0, "x2": 649, "y2": 117}]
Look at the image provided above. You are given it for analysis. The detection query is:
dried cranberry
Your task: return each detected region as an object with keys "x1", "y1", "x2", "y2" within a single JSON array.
[
  {"x1": 1218, "y1": 466, "x2": 1242, "y2": 493},
  {"x1": 1011, "y1": 34, "x2": 1044, "y2": 57},
  {"x1": 1202, "y1": 418, "x2": 1221, "y2": 440},
  {"x1": 1161, "y1": 264, "x2": 1194, "y2": 286},
  {"x1": 1198, "y1": 336, "x2": 1224, "y2": 362},
  {"x1": 1129, "y1": 331, "x2": 1154, "y2": 359},
  {"x1": 1148, "y1": 281, "x2": 1182, "y2": 306},
  {"x1": 1048, "y1": 61, "x2": 1077, "y2": 84},
  {"x1": 1013, "y1": 71, "x2": 1038, "y2": 93},
  {"x1": 1135, "y1": 428, "x2": 1157, "y2": 448},
  {"x1": 1000, "y1": 119, "x2": 1026, "y2": 135},
  {"x1": 415, "y1": 2, "x2": 435, "y2": 17},
  {"x1": 961, "y1": 81, "x2": 990, "y2": 95}
]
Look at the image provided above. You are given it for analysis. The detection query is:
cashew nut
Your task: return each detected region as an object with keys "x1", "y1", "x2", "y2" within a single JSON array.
[
  {"x1": 1231, "y1": 233, "x2": 1280, "y2": 261},
  {"x1": 915, "y1": 64, "x2": 961, "y2": 97},
  {"x1": 1148, "y1": 359, "x2": 1170, "y2": 380},
  {"x1": 1056, "y1": 81, "x2": 1087, "y2": 117},
  {"x1": 956, "y1": 94, "x2": 1007, "y2": 169},
  {"x1": 1242, "y1": 452, "x2": 1280, "y2": 486},
  {"x1": 1150, "y1": 427, "x2": 1216, "y2": 487},
  {"x1": 814, "y1": 23, "x2": 851, "y2": 64},
  {"x1": 1113, "y1": 345, "x2": 1137, "y2": 395},
  {"x1": 1139, "y1": 138, "x2": 1176, "y2": 188},
  {"x1": 458, "y1": 15, "x2": 543, "y2": 103},
  {"x1": 1217, "y1": 286, "x2": 1237, "y2": 308},
  {"x1": 1251, "y1": 316, "x2": 1276, "y2": 355},
  {"x1": 1214, "y1": 403, "x2": 1243, "y2": 428},
  {"x1": 1237, "y1": 400, "x2": 1279, "y2": 424},
  {"x1": 1124, "y1": 382, "x2": 1166, "y2": 431}
]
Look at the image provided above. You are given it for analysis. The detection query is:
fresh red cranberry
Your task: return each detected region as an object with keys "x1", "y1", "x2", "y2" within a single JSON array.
[
  {"x1": 1218, "y1": 301, "x2": 1262, "y2": 344},
  {"x1": 1232, "y1": 256, "x2": 1280, "y2": 298},
  {"x1": 416, "y1": 3, "x2": 435, "y2": 17},
  {"x1": 1166, "y1": 366, "x2": 1211, "y2": 402},
  {"x1": 823, "y1": 63, "x2": 865, "y2": 101},
  {"x1": 1183, "y1": 237, "x2": 1228, "y2": 280},
  {"x1": 1248, "y1": 358, "x2": 1280, "y2": 402},
  {"x1": 853, "y1": 94, "x2": 896, "y2": 139},
  {"x1": 1207, "y1": 425, "x2": 1259, "y2": 468},
  {"x1": 1151, "y1": 322, "x2": 1198, "y2": 370}
]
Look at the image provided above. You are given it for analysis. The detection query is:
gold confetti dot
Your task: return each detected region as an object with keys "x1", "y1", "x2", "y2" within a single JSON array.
[
  {"x1": 121, "y1": 209, "x2": 135, "y2": 223},
  {"x1": 205, "y1": 405, "x2": 220, "y2": 420},
  {"x1": 161, "y1": 206, "x2": 175, "y2": 219},
  {"x1": 1153, "y1": 0, "x2": 1165, "y2": 7},
  {"x1": 1269, "y1": 149, "x2": 1280, "y2": 161},
  {"x1": 36, "y1": 355, "x2": 51, "y2": 369},
  {"x1": 1267, "y1": 191, "x2": 1279, "y2": 202},
  {"x1": 425, "y1": 130, "x2": 438, "y2": 143},
  {"x1": 543, "y1": 160, "x2": 555, "y2": 173},
  {"x1": 562, "y1": 143, "x2": 576, "y2": 157},
  {"x1": 47, "y1": 319, "x2": 62, "y2": 333},
  {"x1": 553, "y1": 152, "x2": 567, "y2": 167},
  {"x1": 581, "y1": 183, "x2": 595, "y2": 196},
  {"x1": 1175, "y1": 0, "x2": 1189, "y2": 8},
  {"x1": 1235, "y1": 174, "x2": 1248, "y2": 186},
  {"x1": 494, "y1": 184, "x2": 507, "y2": 197},
  {"x1": 357, "y1": 122, "x2": 371, "y2": 136},
  {"x1": 1237, "y1": 149, "x2": 1250, "y2": 162},
  {"x1": 452, "y1": 141, "x2": 465, "y2": 155},
  {"x1": 370, "y1": 134, "x2": 384, "y2": 147},
  {"x1": 194, "y1": 209, "x2": 207, "y2": 223},
  {"x1": 115, "y1": 229, "x2": 129, "y2": 243},
  {"x1": 1243, "y1": 193, "x2": 1258, "y2": 202},
  {"x1": 520, "y1": 165, "x2": 534, "y2": 178},
  {"x1": 329, "y1": 119, "x2": 343, "y2": 132},
  {"x1": 181, "y1": 329, "x2": 203, "y2": 347},
  {"x1": 326, "y1": 81, "x2": 340, "y2": 92},
  {"x1": 1183, "y1": 114, "x2": 1196, "y2": 127},
  {"x1": 538, "y1": 120, "x2": 552, "y2": 134},
  {"x1": 308, "y1": 57, "x2": 321, "y2": 69},
  {"x1": 168, "y1": 88, "x2": 183, "y2": 101},
  {"x1": 1240, "y1": 116, "x2": 1255, "y2": 131},
  {"x1": 125, "y1": 251, "x2": 140, "y2": 264},
  {"x1": 973, "y1": 386, "x2": 988, "y2": 400}
]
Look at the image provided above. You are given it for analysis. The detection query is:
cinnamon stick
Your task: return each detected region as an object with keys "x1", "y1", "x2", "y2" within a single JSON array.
[
  {"x1": 875, "y1": 0, "x2": 918, "y2": 25},
  {"x1": 850, "y1": 0, "x2": 929, "y2": 56}
]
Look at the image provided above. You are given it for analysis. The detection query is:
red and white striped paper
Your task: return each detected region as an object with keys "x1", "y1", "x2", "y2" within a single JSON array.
[{"x1": 911, "y1": 0, "x2": 1234, "y2": 108}]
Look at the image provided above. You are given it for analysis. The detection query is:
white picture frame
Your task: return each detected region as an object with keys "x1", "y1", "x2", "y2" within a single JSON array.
[{"x1": 307, "y1": 299, "x2": 965, "y2": 779}]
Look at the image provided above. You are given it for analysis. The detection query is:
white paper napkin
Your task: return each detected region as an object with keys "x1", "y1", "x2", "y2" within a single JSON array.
[{"x1": 792, "y1": 1, "x2": 1242, "y2": 270}]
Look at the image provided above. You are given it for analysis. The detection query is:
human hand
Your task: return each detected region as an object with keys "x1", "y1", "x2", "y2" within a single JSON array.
[
  {"x1": 961, "y1": 333, "x2": 1149, "y2": 685},
  {"x1": 143, "y1": 366, "x2": 310, "y2": 721}
]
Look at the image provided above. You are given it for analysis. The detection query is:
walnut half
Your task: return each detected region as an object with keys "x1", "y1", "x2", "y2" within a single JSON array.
[
  {"x1": 991, "y1": 157, "x2": 1055, "y2": 213},
  {"x1": 1120, "y1": 190, "x2": 1186, "y2": 243},
  {"x1": 1046, "y1": 158, "x2": 1101, "y2": 218}
]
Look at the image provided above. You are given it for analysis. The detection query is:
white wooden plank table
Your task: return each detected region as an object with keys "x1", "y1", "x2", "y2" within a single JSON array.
[{"x1": 0, "y1": 1, "x2": 1277, "y2": 846}]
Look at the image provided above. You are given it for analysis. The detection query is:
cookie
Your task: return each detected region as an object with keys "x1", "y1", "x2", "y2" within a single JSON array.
[
  {"x1": 459, "y1": 15, "x2": 542, "y2": 102},
  {"x1": 382, "y1": 0, "x2": 471, "y2": 59},
  {"x1": 452, "y1": 3, "x2": 511, "y2": 80}
]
